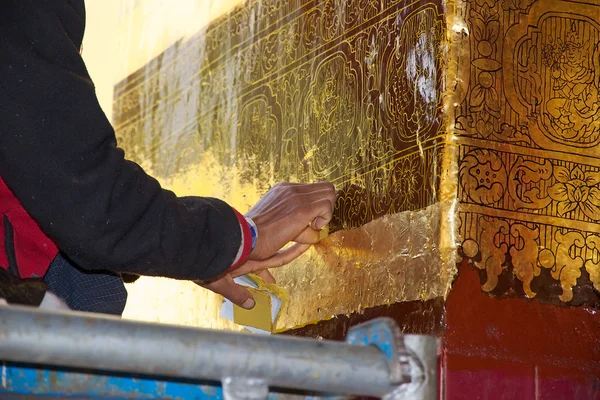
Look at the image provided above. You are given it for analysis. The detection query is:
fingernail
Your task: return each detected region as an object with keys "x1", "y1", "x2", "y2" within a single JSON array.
[{"x1": 241, "y1": 298, "x2": 255, "y2": 309}]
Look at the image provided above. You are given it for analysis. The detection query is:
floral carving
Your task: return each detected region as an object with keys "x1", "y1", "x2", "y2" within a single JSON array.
[
  {"x1": 390, "y1": 155, "x2": 423, "y2": 212},
  {"x1": 470, "y1": 71, "x2": 501, "y2": 133},
  {"x1": 460, "y1": 149, "x2": 507, "y2": 205},
  {"x1": 462, "y1": 216, "x2": 600, "y2": 304},
  {"x1": 494, "y1": 123, "x2": 532, "y2": 145},
  {"x1": 385, "y1": 8, "x2": 443, "y2": 140},
  {"x1": 549, "y1": 230, "x2": 586, "y2": 302},
  {"x1": 476, "y1": 0, "x2": 497, "y2": 7},
  {"x1": 509, "y1": 223, "x2": 540, "y2": 298},
  {"x1": 507, "y1": 157, "x2": 553, "y2": 210},
  {"x1": 468, "y1": 4, "x2": 503, "y2": 137},
  {"x1": 585, "y1": 235, "x2": 600, "y2": 292},
  {"x1": 278, "y1": 23, "x2": 300, "y2": 62},
  {"x1": 459, "y1": 0, "x2": 600, "y2": 306},
  {"x1": 474, "y1": 217, "x2": 509, "y2": 292},
  {"x1": 501, "y1": 0, "x2": 536, "y2": 11},
  {"x1": 471, "y1": 6, "x2": 500, "y2": 62},
  {"x1": 548, "y1": 166, "x2": 600, "y2": 221}
]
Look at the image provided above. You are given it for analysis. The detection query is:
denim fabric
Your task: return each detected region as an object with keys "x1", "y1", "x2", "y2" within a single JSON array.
[{"x1": 44, "y1": 254, "x2": 127, "y2": 316}]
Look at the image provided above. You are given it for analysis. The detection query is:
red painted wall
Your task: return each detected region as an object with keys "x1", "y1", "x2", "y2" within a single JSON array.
[{"x1": 442, "y1": 261, "x2": 600, "y2": 400}]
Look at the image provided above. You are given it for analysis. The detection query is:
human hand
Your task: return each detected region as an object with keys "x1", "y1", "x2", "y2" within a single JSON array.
[
  {"x1": 246, "y1": 181, "x2": 336, "y2": 260},
  {"x1": 199, "y1": 182, "x2": 336, "y2": 309},
  {"x1": 198, "y1": 245, "x2": 307, "y2": 309}
]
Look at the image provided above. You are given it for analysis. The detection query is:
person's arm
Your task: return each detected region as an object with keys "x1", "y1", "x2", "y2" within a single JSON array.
[{"x1": 0, "y1": 1, "x2": 242, "y2": 280}]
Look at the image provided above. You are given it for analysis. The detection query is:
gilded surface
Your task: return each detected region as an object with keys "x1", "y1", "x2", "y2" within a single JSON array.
[
  {"x1": 453, "y1": 0, "x2": 600, "y2": 306},
  {"x1": 113, "y1": 0, "x2": 457, "y2": 329}
]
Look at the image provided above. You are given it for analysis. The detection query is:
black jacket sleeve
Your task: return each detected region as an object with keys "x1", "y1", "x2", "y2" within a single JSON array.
[{"x1": 0, "y1": 0, "x2": 241, "y2": 280}]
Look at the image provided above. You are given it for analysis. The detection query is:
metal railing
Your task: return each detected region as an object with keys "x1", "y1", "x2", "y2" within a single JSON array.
[{"x1": 0, "y1": 305, "x2": 437, "y2": 399}]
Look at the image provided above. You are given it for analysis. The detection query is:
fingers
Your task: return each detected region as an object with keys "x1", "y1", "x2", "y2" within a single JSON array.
[
  {"x1": 293, "y1": 226, "x2": 321, "y2": 244},
  {"x1": 293, "y1": 224, "x2": 329, "y2": 243},
  {"x1": 201, "y1": 275, "x2": 255, "y2": 309},
  {"x1": 254, "y1": 269, "x2": 276, "y2": 284},
  {"x1": 282, "y1": 182, "x2": 336, "y2": 194},
  {"x1": 312, "y1": 216, "x2": 330, "y2": 231},
  {"x1": 247, "y1": 181, "x2": 336, "y2": 260},
  {"x1": 232, "y1": 243, "x2": 311, "y2": 277},
  {"x1": 298, "y1": 187, "x2": 337, "y2": 210},
  {"x1": 276, "y1": 192, "x2": 335, "y2": 240},
  {"x1": 254, "y1": 242, "x2": 311, "y2": 269},
  {"x1": 303, "y1": 197, "x2": 334, "y2": 230},
  {"x1": 271, "y1": 183, "x2": 336, "y2": 213}
]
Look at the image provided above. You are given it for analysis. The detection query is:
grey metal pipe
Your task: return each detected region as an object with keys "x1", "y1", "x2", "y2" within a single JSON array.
[{"x1": 0, "y1": 306, "x2": 399, "y2": 396}]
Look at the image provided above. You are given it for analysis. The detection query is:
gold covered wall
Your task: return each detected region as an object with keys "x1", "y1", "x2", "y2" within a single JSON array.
[
  {"x1": 111, "y1": 0, "x2": 599, "y2": 329},
  {"x1": 112, "y1": 0, "x2": 458, "y2": 330}
]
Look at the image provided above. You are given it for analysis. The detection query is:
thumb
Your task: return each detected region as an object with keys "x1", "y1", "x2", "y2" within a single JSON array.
[
  {"x1": 200, "y1": 274, "x2": 256, "y2": 309},
  {"x1": 231, "y1": 243, "x2": 311, "y2": 277},
  {"x1": 308, "y1": 198, "x2": 334, "y2": 230}
]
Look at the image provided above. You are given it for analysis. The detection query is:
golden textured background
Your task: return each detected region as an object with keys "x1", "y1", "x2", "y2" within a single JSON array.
[
  {"x1": 84, "y1": 0, "x2": 599, "y2": 331},
  {"x1": 81, "y1": 0, "x2": 600, "y2": 333},
  {"x1": 106, "y1": 0, "x2": 459, "y2": 330}
]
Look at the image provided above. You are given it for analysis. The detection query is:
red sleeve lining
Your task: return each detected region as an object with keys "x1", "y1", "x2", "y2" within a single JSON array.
[{"x1": 228, "y1": 209, "x2": 252, "y2": 271}]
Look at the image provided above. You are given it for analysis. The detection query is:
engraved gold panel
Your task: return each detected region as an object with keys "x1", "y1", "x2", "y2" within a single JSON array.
[
  {"x1": 453, "y1": 0, "x2": 600, "y2": 307},
  {"x1": 109, "y1": 0, "x2": 598, "y2": 329},
  {"x1": 112, "y1": 0, "x2": 458, "y2": 329}
]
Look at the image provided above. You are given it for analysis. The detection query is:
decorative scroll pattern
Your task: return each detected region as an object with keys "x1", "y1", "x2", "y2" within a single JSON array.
[
  {"x1": 112, "y1": 0, "x2": 598, "y2": 316},
  {"x1": 113, "y1": 0, "x2": 455, "y2": 329},
  {"x1": 456, "y1": 0, "x2": 600, "y2": 306},
  {"x1": 113, "y1": 1, "x2": 448, "y2": 232}
]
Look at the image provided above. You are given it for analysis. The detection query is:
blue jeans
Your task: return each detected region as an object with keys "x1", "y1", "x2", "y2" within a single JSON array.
[{"x1": 44, "y1": 254, "x2": 127, "y2": 316}]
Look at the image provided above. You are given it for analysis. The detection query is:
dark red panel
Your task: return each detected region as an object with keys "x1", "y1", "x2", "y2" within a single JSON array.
[
  {"x1": 444, "y1": 261, "x2": 600, "y2": 375},
  {"x1": 443, "y1": 355, "x2": 535, "y2": 400},
  {"x1": 536, "y1": 366, "x2": 600, "y2": 400}
]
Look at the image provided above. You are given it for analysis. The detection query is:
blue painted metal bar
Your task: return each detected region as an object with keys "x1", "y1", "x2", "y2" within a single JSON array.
[
  {"x1": 0, "y1": 306, "x2": 437, "y2": 398},
  {"x1": 0, "y1": 306, "x2": 396, "y2": 396},
  {"x1": 1, "y1": 363, "x2": 223, "y2": 400}
]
